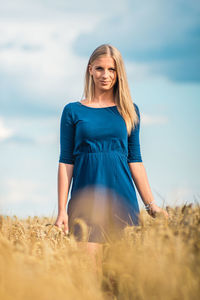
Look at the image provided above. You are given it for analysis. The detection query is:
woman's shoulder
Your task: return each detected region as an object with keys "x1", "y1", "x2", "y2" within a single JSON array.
[
  {"x1": 132, "y1": 102, "x2": 141, "y2": 121},
  {"x1": 133, "y1": 102, "x2": 139, "y2": 110},
  {"x1": 62, "y1": 100, "x2": 79, "y2": 110},
  {"x1": 133, "y1": 102, "x2": 140, "y2": 113},
  {"x1": 61, "y1": 100, "x2": 81, "y2": 120}
]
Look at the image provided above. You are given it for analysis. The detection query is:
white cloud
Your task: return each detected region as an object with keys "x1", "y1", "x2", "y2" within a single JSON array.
[
  {"x1": 141, "y1": 113, "x2": 168, "y2": 125},
  {"x1": 0, "y1": 17, "x2": 100, "y2": 104},
  {"x1": 0, "y1": 0, "x2": 124, "y2": 18},
  {"x1": 0, "y1": 177, "x2": 51, "y2": 204},
  {"x1": 166, "y1": 185, "x2": 199, "y2": 207},
  {"x1": 0, "y1": 115, "x2": 59, "y2": 145},
  {"x1": 0, "y1": 117, "x2": 15, "y2": 141}
]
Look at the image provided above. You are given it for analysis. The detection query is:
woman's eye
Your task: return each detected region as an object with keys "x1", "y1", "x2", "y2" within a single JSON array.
[{"x1": 96, "y1": 67, "x2": 115, "y2": 71}]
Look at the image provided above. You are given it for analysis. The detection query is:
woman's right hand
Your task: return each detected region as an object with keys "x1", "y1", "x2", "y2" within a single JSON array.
[
  {"x1": 54, "y1": 210, "x2": 69, "y2": 234},
  {"x1": 146, "y1": 203, "x2": 169, "y2": 219}
]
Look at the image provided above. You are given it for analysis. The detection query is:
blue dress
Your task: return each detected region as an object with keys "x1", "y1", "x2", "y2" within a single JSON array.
[{"x1": 59, "y1": 101, "x2": 142, "y2": 243}]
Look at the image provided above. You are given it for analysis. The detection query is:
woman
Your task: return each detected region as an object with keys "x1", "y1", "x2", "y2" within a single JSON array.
[{"x1": 55, "y1": 44, "x2": 168, "y2": 274}]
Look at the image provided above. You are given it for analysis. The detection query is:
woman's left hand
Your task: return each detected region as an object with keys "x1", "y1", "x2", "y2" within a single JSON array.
[{"x1": 146, "y1": 203, "x2": 169, "y2": 219}]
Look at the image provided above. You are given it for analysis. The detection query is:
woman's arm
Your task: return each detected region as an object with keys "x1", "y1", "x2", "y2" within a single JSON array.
[
  {"x1": 128, "y1": 162, "x2": 169, "y2": 218},
  {"x1": 56, "y1": 103, "x2": 75, "y2": 232},
  {"x1": 128, "y1": 162, "x2": 154, "y2": 206},
  {"x1": 54, "y1": 162, "x2": 74, "y2": 232},
  {"x1": 57, "y1": 162, "x2": 73, "y2": 212}
]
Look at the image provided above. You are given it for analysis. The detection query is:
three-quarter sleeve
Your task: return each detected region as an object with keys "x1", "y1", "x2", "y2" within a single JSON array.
[
  {"x1": 127, "y1": 103, "x2": 143, "y2": 163},
  {"x1": 59, "y1": 103, "x2": 75, "y2": 164}
]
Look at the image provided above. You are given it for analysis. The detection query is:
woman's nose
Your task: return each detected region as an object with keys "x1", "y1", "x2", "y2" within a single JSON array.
[{"x1": 102, "y1": 70, "x2": 109, "y2": 78}]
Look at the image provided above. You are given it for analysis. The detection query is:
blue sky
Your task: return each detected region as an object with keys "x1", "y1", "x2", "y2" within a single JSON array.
[{"x1": 0, "y1": 0, "x2": 199, "y2": 218}]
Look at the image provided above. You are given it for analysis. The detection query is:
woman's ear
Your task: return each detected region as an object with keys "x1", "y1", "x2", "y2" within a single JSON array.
[{"x1": 88, "y1": 64, "x2": 92, "y2": 76}]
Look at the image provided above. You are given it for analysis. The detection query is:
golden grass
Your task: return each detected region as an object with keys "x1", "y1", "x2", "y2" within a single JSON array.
[{"x1": 0, "y1": 204, "x2": 199, "y2": 300}]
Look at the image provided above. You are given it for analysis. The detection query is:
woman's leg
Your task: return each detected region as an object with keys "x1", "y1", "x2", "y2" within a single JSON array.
[
  {"x1": 87, "y1": 242, "x2": 103, "y2": 277},
  {"x1": 78, "y1": 241, "x2": 104, "y2": 280}
]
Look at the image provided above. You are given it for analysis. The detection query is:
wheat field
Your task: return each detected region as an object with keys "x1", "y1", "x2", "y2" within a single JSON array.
[{"x1": 0, "y1": 204, "x2": 199, "y2": 300}]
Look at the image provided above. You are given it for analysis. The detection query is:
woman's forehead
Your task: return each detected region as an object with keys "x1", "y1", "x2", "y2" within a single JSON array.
[{"x1": 92, "y1": 55, "x2": 116, "y2": 67}]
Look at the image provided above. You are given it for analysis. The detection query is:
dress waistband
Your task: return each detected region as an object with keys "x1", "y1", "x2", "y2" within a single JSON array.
[{"x1": 74, "y1": 151, "x2": 127, "y2": 158}]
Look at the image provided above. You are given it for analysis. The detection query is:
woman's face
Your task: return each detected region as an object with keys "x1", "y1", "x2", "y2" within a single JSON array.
[{"x1": 88, "y1": 55, "x2": 117, "y2": 91}]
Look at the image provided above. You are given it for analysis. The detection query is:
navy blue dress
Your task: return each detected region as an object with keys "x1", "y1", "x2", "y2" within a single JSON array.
[{"x1": 59, "y1": 101, "x2": 142, "y2": 243}]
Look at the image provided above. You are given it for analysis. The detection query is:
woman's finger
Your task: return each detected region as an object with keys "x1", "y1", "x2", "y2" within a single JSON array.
[
  {"x1": 63, "y1": 222, "x2": 69, "y2": 234},
  {"x1": 54, "y1": 221, "x2": 62, "y2": 227}
]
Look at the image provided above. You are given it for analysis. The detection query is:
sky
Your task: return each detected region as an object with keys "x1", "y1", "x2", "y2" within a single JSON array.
[{"x1": 0, "y1": 0, "x2": 199, "y2": 218}]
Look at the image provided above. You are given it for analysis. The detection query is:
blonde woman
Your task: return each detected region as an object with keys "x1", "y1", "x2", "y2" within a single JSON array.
[{"x1": 55, "y1": 44, "x2": 168, "y2": 276}]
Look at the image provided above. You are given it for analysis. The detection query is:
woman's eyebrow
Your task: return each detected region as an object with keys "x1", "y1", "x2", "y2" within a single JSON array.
[{"x1": 95, "y1": 65, "x2": 115, "y2": 68}]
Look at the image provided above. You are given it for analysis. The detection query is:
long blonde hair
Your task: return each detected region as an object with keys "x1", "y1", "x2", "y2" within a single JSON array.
[{"x1": 81, "y1": 44, "x2": 139, "y2": 136}]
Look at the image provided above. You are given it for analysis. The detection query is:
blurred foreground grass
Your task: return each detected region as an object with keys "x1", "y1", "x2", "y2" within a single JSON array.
[{"x1": 0, "y1": 204, "x2": 200, "y2": 300}]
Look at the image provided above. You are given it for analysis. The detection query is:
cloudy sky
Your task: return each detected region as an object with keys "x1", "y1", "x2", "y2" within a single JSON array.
[{"x1": 0, "y1": 0, "x2": 199, "y2": 218}]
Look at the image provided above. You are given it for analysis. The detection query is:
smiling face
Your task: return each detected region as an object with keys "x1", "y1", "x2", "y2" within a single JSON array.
[{"x1": 88, "y1": 55, "x2": 118, "y2": 91}]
